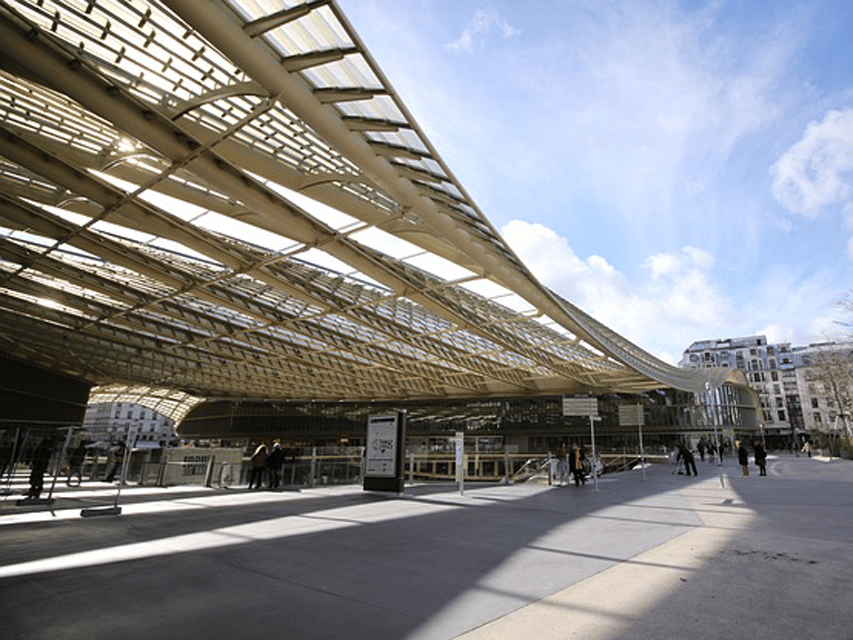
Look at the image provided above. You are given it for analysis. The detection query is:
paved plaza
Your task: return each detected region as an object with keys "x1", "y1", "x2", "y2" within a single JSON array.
[{"x1": 1, "y1": 453, "x2": 852, "y2": 639}]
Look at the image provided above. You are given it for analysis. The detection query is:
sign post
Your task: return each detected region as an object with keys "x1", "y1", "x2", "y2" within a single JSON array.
[
  {"x1": 455, "y1": 431, "x2": 464, "y2": 495},
  {"x1": 364, "y1": 412, "x2": 407, "y2": 494},
  {"x1": 562, "y1": 396, "x2": 600, "y2": 491}
]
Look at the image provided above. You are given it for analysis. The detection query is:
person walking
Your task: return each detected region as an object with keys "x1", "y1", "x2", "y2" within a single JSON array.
[
  {"x1": 556, "y1": 442, "x2": 568, "y2": 486},
  {"x1": 737, "y1": 442, "x2": 749, "y2": 476},
  {"x1": 104, "y1": 439, "x2": 126, "y2": 483},
  {"x1": 66, "y1": 441, "x2": 87, "y2": 487},
  {"x1": 248, "y1": 443, "x2": 268, "y2": 489},
  {"x1": 266, "y1": 441, "x2": 285, "y2": 489},
  {"x1": 568, "y1": 444, "x2": 586, "y2": 486},
  {"x1": 676, "y1": 444, "x2": 697, "y2": 476},
  {"x1": 27, "y1": 438, "x2": 53, "y2": 499},
  {"x1": 754, "y1": 442, "x2": 767, "y2": 476}
]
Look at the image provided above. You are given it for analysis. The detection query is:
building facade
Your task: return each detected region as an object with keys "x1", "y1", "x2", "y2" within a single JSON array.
[
  {"x1": 790, "y1": 342, "x2": 853, "y2": 436},
  {"x1": 82, "y1": 403, "x2": 176, "y2": 448},
  {"x1": 680, "y1": 335, "x2": 853, "y2": 446}
]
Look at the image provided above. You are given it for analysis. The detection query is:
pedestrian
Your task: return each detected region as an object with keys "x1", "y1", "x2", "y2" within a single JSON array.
[
  {"x1": 676, "y1": 444, "x2": 697, "y2": 476},
  {"x1": 802, "y1": 441, "x2": 812, "y2": 458},
  {"x1": 27, "y1": 438, "x2": 53, "y2": 499},
  {"x1": 548, "y1": 447, "x2": 560, "y2": 486},
  {"x1": 248, "y1": 443, "x2": 268, "y2": 489},
  {"x1": 267, "y1": 441, "x2": 285, "y2": 489},
  {"x1": 568, "y1": 444, "x2": 586, "y2": 486},
  {"x1": 66, "y1": 441, "x2": 87, "y2": 487},
  {"x1": 737, "y1": 442, "x2": 749, "y2": 476},
  {"x1": 556, "y1": 442, "x2": 568, "y2": 486},
  {"x1": 754, "y1": 442, "x2": 767, "y2": 476},
  {"x1": 105, "y1": 439, "x2": 126, "y2": 483},
  {"x1": 697, "y1": 438, "x2": 706, "y2": 462}
]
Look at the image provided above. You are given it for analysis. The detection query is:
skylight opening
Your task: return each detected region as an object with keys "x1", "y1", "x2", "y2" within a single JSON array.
[
  {"x1": 148, "y1": 237, "x2": 222, "y2": 266},
  {"x1": 297, "y1": 248, "x2": 356, "y2": 276},
  {"x1": 90, "y1": 220, "x2": 156, "y2": 245},
  {"x1": 258, "y1": 177, "x2": 361, "y2": 231},
  {"x1": 348, "y1": 227, "x2": 422, "y2": 259},
  {"x1": 459, "y1": 278, "x2": 508, "y2": 299},
  {"x1": 190, "y1": 210, "x2": 291, "y2": 251},
  {"x1": 403, "y1": 253, "x2": 475, "y2": 282}
]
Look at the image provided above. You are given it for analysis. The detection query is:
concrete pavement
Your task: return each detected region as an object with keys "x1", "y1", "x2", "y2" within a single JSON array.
[{"x1": 1, "y1": 453, "x2": 851, "y2": 639}]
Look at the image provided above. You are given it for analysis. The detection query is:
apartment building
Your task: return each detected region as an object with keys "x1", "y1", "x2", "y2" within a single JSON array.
[
  {"x1": 679, "y1": 335, "x2": 853, "y2": 442},
  {"x1": 679, "y1": 336, "x2": 793, "y2": 436},
  {"x1": 82, "y1": 402, "x2": 176, "y2": 447},
  {"x1": 789, "y1": 342, "x2": 853, "y2": 435}
]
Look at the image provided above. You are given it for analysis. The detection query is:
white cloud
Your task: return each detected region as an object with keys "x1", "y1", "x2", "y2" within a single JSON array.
[
  {"x1": 770, "y1": 109, "x2": 853, "y2": 217},
  {"x1": 445, "y1": 8, "x2": 519, "y2": 52},
  {"x1": 502, "y1": 220, "x2": 736, "y2": 363},
  {"x1": 502, "y1": 221, "x2": 847, "y2": 363}
]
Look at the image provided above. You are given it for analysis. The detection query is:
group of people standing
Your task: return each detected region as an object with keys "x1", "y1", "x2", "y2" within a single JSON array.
[
  {"x1": 673, "y1": 439, "x2": 769, "y2": 477},
  {"x1": 248, "y1": 440, "x2": 294, "y2": 489},
  {"x1": 550, "y1": 443, "x2": 590, "y2": 487},
  {"x1": 737, "y1": 441, "x2": 768, "y2": 476}
]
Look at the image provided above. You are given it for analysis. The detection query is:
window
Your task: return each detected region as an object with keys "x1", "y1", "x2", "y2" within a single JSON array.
[
  {"x1": 771, "y1": 371, "x2": 778, "y2": 381},
  {"x1": 814, "y1": 413, "x2": 822, "y2": 424},
  {"x1": 777, "y1": 410, "x2": 786, "y2": 421},
  {"x1": 811, "y1": 398, "x2": 819, "y2": 409},
  {"x1": 775, "y1": 397, "x2": 784, "y2": 408}
]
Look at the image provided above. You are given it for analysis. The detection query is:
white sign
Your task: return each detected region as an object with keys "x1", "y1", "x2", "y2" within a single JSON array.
[
  {"x1": 562, "y1": 396, "x2": 599, "y2": 417},
  {"x1": 618, "y1": 404, "x2": 644, "y2": 426},
  {"x1": 365, "y1": 414, "x2": 398, "y2": 477}
]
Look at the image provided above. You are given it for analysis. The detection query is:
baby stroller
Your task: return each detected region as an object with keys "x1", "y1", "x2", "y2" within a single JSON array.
[{"x1": 669, "y1": 448, "x2": 685, "y2": 474}]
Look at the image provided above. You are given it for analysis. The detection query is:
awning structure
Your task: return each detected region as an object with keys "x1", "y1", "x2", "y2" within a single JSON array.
[{"x1": 0, "y1": 0, "x2": 742, "y2": 414}]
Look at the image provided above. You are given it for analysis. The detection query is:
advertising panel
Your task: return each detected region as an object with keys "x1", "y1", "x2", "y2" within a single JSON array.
[{"x1": 364, "y1": 412, "x2": 406, "y2": 493}]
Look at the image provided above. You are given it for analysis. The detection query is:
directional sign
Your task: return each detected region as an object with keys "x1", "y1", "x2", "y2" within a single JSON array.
[
  {"x1": 562, "y1": 396, "x2": 599, "y2": 417},
  {"x1": 618, "y1": 404, "x2": 644, "y2": 426}
]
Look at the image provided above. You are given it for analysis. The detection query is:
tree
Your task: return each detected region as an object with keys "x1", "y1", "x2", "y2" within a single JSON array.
[{"x1": 804, "y1": 346, "x2": 853, "y2": 454}]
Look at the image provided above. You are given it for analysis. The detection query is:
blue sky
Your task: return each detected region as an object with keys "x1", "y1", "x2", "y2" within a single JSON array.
[{"x1": 338, "y1": 0, "x2": 853, "y2": 364}]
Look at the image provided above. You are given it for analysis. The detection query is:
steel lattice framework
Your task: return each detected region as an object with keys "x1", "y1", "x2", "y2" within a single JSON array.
[{"x1": 0, "y1": 0, "x2": 743, "y2": 417}]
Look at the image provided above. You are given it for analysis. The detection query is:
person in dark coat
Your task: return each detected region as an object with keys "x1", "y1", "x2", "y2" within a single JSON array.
[
  {"x1": 737, "y1": 443, "x2": 749, "y2": 476},
  {"x1": 27, "y1": 438, "x2": 53, "y2": 499},
  {"x1": 105, "y1": 439, "x2": 126, "y2": 483},
  {"x1": 754, "y1": 442, "x2": 767, "y2": 476},
  {"x1": 266, "y1": 441, "x2": 285, "y2": 489},
  {"x1": 66, "y1": 441, "x2": 88, "y2": 487},
  {"x1": 676, "y1": 444, "x2": 697, "y2": 476}
]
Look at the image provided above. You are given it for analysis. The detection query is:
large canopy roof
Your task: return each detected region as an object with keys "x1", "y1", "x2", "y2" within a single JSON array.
[{"x1": 0, "y1": 0, "x2": 738, "y2": 410}]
